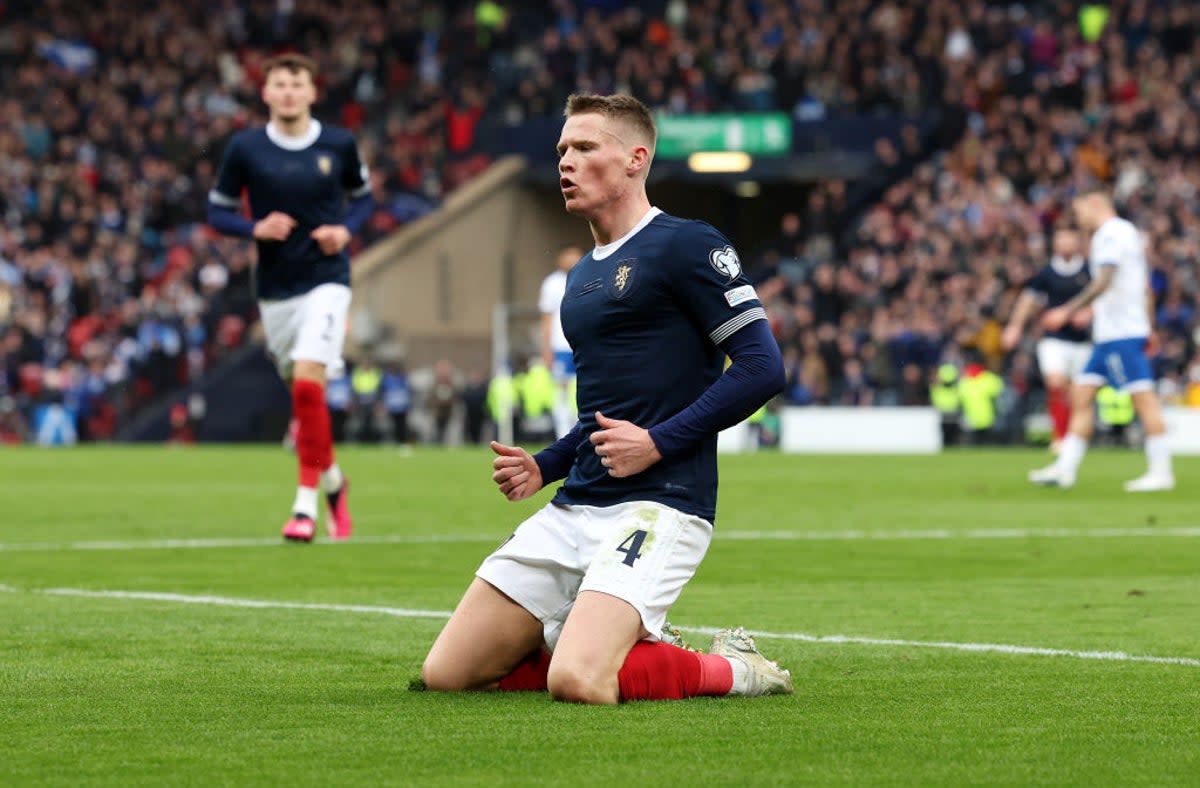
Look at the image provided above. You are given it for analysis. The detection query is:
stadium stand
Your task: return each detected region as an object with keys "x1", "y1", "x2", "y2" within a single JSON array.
[
  {"x1": 752, "y1": 0, "x2": 1200, "y2": 439},
  {"x1": 2, "y1": 0, "x2": 1198, "y2": 443}
]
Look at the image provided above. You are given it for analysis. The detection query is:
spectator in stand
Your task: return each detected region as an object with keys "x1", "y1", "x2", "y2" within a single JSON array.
[
  {"x1": 429, "y1": 359, "x2": 462, "y2": 445},
  {"x1": 381, "y1": 359, "x2": 412, "y2": 445}
]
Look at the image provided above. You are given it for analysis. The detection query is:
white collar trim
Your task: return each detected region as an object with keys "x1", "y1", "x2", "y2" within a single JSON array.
[
  {"x1": 266, "y1": 119, "x2": 322, "y2": 151},
  {"x1": 1050, "y1": 254, "x2": 1086, "y2": 276},
  {"x1": 592, "y1": 207, "x2": 662, "y2": 260}
]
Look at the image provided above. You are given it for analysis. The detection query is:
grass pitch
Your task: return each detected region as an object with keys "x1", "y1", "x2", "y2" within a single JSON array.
[{"x1": 2, "y1": 446, "x2": 1198, "y2": 785}]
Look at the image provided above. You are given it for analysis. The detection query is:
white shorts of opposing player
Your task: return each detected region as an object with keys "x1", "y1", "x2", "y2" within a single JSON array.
[
  {"x1": 1035, "y1": 337, "x2": 1092, "y2": 381},
  {"x1": 258, "y1": 284, "x2": 352, "y2": 379},
  {"x1": 477, "y1": 500, "x2": 712, "y2": 652}
]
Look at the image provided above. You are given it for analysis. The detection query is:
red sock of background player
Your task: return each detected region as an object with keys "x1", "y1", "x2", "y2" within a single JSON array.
[
  {"x1": 291, "y1": 379, "x2": 331, "y2": 519},
  {"x1": 617, "y1": 641, "x2": 733, "y2": 701},
  {"x1": 1047, "y1": 386, "x2": 1070, "y2": 443}
]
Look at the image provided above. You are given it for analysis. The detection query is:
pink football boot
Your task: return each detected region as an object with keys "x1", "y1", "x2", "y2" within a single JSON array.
[
  {"x1": 325, "y1": 480, "x2": 352, "y2": 540},
  {"x1": 282, "y1": 515, "x2": 316, "y2": 543}
]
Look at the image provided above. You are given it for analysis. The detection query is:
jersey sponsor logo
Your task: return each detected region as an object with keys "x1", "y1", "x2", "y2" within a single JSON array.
[
  {"x1": 317, "y1": 154, "x2": 332, "y2": 175},
  {"x1": 605, "y1": 259, "x2": 637, "y2": 299},
  {"x1": 708, "y1": 245, "x2": 741, "y2": 281},
  {"x1": 723, "y1": 284, "x2": 758, "y2": 307}
]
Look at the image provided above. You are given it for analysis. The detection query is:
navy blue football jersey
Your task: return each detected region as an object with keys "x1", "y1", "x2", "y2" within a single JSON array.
[
  {"x1": 1026, "y1": 255, "x2": 1091, "y2": 342},
  {"x1": 554, "y1": 209, "x2": 767, "y2": 522},
  {"x1": 209, "y1": 120, "x2": 369, "y2": 300}
]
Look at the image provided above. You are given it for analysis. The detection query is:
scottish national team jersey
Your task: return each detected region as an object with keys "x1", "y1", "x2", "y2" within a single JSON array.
[
  {"x1": 209, "y1": 120, "x2": 369, "y2": 300},
  {"x1": 1025, "y1": 255, "x2": 1091, "y2": 343},
  {"x1": 1089, "y1": 216, "x2": 1150, "y2": 343},
  {"x1": 554, "y1": 208, "x2": 767, "y2": 522}
]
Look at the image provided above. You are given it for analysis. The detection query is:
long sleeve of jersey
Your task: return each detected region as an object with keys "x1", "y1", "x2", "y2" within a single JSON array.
[
  {"x1": 533, "y1": 422, "x2": 586, "y2": 484},
  {"x1": 207, "y1": 135, "x2": 253, "y2": 237},
  {"x1": 206, "y1": 203, "x2": 256, "y2": 238},
  {"x1": 342, "y1": 193, "x2": 374, "y2": 235},
  {"x1": 648, "y1": 319, "x2": 784, "y2": 459}
]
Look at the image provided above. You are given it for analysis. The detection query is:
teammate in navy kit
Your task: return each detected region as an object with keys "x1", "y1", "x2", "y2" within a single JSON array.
[
  {"x1": 422, "y1": 94, "x2": 792, "y2": 704},
  {"x1": 207, "y1": 54, "x2": 373, "y2": 542},
  {"x1": 1003, "y1": 226, "x2": 1093, "y2": 451}
]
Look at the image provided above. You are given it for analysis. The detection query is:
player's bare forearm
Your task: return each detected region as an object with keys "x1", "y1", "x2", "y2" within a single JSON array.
[
  {"x1": 1008, "y1": 292, "x2": 1036, "y2": 330},
  {"x1": 1002, "y1": 292, "x2": 1037, "y2": 349},
  {"x1": 1044, "y1": 267, "x2": 1115, "y2": 331},
  {"x1": 1063, "y1": 266, "x2": 1115, "y2": 314}
]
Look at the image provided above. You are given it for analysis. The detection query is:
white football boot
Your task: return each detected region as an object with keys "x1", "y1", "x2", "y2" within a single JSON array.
[
  {"x1": 1028, "y1": 464, "x2": 1075, "y2": 489},
  {"x1": 709, "y1": 627, "x2": 793, "y2": 697},
  {"x1": 659, "y1": 622, "x2": 697, "y2": 652},
  {"x1": 1123, "y1": 472, "x2": 1175, "y2": 493}
]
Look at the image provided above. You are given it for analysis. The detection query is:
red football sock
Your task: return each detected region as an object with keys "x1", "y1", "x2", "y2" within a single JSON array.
[
  {"x1": 498, "y1": 649, "x2": 552, "y2": 692},
  {"x1": 617, "y1": 641, "x2": 732, "y2": 701},
  {"x1": 292, "y1": 379, "x2": 333, "y2": 488},
  {"x1": 1047, "y1": 386, "x2": 1070, "y2": 441},
  {"x1": 496, "y1": 642, "x2": 734, "y2": 700}
]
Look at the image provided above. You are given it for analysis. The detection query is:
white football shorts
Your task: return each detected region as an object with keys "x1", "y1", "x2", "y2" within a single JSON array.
[
  {"x1": 1036, "y1": 337, "x2": 1093, "y2": 381},
  {"x1": 258, "y1": 283, "x2": 352, "y2": 379},
  {"x1": 476, "y1": 500, "x2": 713, "y2": 652}
]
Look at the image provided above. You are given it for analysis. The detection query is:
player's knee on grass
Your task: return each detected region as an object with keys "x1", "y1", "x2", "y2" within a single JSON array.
[
  {"x1": 420, "y1": 652, "x2": 477, "y2": 692},
  {"x1": 546, "y1": 661, "x2": 620, "y2": 705}
]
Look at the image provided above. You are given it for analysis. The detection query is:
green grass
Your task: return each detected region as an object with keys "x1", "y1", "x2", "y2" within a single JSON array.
[{"x1": 2, "y1": 446, "x2": 1198, "y2": 786}]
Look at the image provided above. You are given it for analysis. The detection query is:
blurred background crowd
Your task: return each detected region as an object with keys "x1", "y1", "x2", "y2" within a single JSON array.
[
  {"x1": 1, "y1": 0, "x2": 1198, "y2": 445},
  {"x1": 749, "y1": 0, "x2": 1200, "y2": 442}
]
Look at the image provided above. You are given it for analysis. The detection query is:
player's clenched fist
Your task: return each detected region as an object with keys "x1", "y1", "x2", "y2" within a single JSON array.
[
  {"x1": 490, "y1": 441, "x2": 544, "y2": 501},
  {"x1": 311, "y1": 224, "x2": 352, "y2": 255},
  {"x1": 589, "y1": 411, "x2": 662, "y2": 478},
  {"x1": 253, "y1": 211, "x2": 297, "y2": 241}
]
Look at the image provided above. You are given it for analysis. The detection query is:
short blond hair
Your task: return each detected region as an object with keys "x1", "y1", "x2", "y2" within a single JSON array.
[{"x1": 564, "y1": 93, "x2": 656, "y2": 149}]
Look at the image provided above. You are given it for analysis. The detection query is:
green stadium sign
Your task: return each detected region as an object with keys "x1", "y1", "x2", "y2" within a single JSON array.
[{"x1": 655, "y1": 113, "x2": 792, "y2": 158}]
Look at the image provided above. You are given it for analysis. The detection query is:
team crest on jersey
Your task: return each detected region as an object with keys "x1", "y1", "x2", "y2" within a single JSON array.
[
  {"x1": 709, "y1": 245, "x2": 741, "y2": 281},
  {"x1": 606, "y1": 259, "x2": 637, "y2": 299},
  {"x1": 316, "y1": 154, "x2": 332, "y2": 175}
]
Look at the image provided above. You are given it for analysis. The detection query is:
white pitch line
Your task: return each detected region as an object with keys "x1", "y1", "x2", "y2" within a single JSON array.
[
  {"x1": 26, "y1": 586, "x2": 452, "y2": 620},
  {"x1": 677, "y1": 627, "x2": 1200, "y2": 667},
  {"x1": 719, "y1": 526, "x2": 1200, "y2": 541},
  {"x1": 2, "y1": 585, "x2": 1197, "y2": 668},
  {"x1": 0, "y1": 534, "x2": 500, "y2": 552},
  {"x1": 2, "y1": 526, "x2": 1200, "y2": 553}
]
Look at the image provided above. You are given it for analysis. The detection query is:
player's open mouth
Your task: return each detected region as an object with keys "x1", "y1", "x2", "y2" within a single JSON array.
[{"x1": 560, "y1": 178, "x2": 576, "y2": 195}]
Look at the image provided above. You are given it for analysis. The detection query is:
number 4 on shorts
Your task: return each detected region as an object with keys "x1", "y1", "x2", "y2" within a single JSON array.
[{"x1": 616, "y1": 529, "x2": 648, "y2": 567}]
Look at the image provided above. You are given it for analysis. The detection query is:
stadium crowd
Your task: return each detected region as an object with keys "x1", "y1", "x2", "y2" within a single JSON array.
[
  {"x1": 2, "y1": 0, "x2": 1198, "y2": 444},
  {"x1": 750, "y1": 0, "x2": 1200, "y2": 440},
  {"x1": 0, "y1": 0, "x2": 961, "y2": 442}
]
